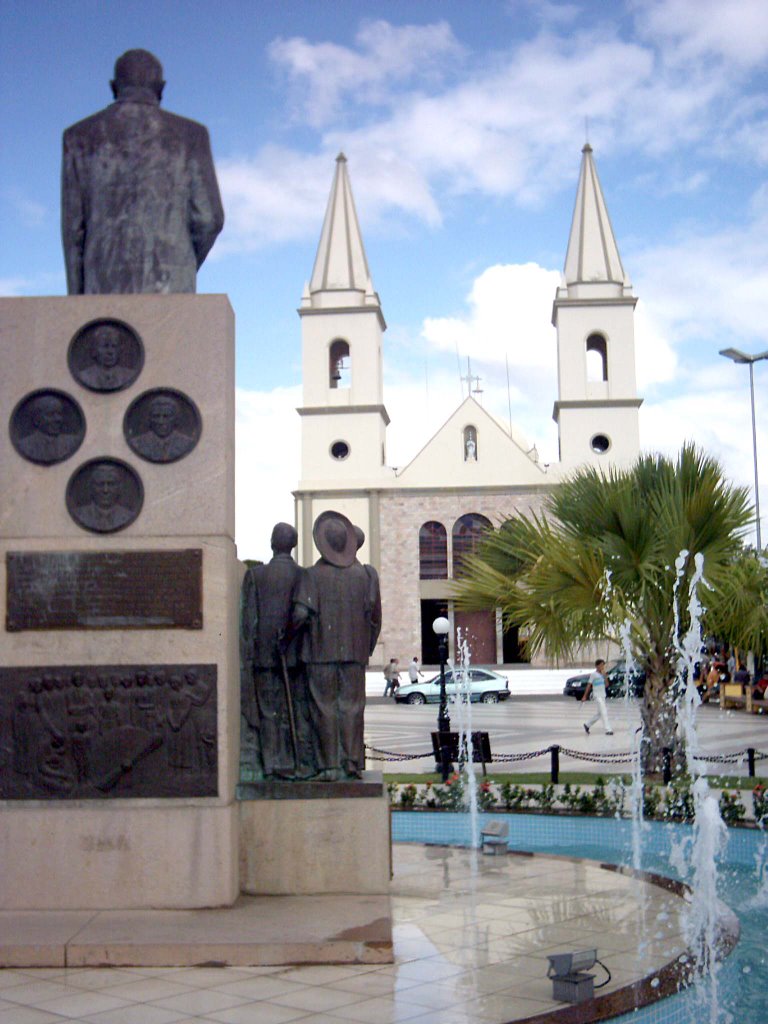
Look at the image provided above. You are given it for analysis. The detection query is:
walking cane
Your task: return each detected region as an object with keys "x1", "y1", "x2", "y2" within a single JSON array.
[{"x1": 278, "y1": 647, "x2": 299, "y2": 772}]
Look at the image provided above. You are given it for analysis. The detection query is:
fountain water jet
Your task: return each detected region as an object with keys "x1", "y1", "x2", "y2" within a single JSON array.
[{"x1": 451, "y1": 628, "x2": 479, "y2": 848}]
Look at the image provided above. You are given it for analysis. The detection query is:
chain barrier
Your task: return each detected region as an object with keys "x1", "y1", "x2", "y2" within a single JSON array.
[
  {"x1": 558, "y1": 746, "x2": 633, "y2": 762},
  {"x1": 492, "y1": 748, "x2": 552, "y2": 762},
  {"x1": 365, "y1": 743, "x2": 768, "y2": 769},
  {"x1": 365, "y1": 746, "x2": 433, "y2": 762}
]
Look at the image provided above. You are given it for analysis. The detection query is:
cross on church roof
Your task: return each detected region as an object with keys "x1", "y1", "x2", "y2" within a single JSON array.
[{"x1": 461, "y1": 358, "x2": 483, "y2": 400}]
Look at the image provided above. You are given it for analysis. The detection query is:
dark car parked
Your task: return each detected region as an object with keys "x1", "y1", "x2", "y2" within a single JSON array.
[{"x1": 563, "y1": 660, "x2": 645, "y2": 700}]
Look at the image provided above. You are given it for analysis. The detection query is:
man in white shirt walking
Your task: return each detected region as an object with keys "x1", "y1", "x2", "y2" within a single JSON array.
[
  {"x1": 582, "y1": 659, "x2": 614, "y2": 736},
  {"x1": 408, "y1": 657, "x2": 423, "y2": 685}
]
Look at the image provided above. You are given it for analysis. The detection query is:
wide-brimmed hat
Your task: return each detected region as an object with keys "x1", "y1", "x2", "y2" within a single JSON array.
[{"x1": 313, "y1": 510, "x2": 357, "y2": 567}]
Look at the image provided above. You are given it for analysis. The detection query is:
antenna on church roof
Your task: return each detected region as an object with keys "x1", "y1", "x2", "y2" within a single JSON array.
[
  {"x1": 505, "y1": 353, "x2": 512, "y2": 434},
  {"x1": 584, "y1": 116, "x2": 590, "y2": 144},
  {"x1": 455, "y1": 342, "x2": 463, "y2": 401}
]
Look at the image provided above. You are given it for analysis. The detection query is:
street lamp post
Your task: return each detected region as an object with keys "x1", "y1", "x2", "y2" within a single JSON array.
[
  {"x1": 432, "y1": 616, "x2": 454, "y2": 781},
  {"x1": 720, "y1": 347, "x2": 768, "y2": 552}
]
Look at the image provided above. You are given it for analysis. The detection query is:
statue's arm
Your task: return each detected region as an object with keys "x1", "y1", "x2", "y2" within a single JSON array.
[
  {"x1": 365, "y1": 565, "x2": 382, "y2": 655},
  {"x1": 61, "y1": 130, "x2": 85, "y2": 294},
  {"x1": 188, "y1": 126, "x2": 225, "y2": 268},
  {"x1": 241, "y1": 571, "x2": 260, "y2": 653}
]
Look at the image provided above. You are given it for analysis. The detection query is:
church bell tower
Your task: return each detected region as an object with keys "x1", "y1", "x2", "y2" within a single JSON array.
[
  {"x1": 552, "y1": 144, "x2": 642, "y2": 469},
  {"x1": 294, "y1": 154, "x2": 389, "y2": 565}
]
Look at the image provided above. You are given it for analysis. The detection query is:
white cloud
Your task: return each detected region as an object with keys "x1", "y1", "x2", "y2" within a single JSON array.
[
  {"x1": 216, "y1": 144, "x2": 441, "y2": 253},
  {"x1": 422, "y1": 263, "x2": 560, "y2": 370},
  {"x1": 214, "y1": 14, "x2": 768, "y2": 253},
  {"x1": 630, "y1": 211, "x2": 768, "y2": 350},
  {"x1": 634, "y1": 0, "x2": 768, "y2": 68},
  {"x1": 633, "y1": 300, "x2": 678, "y2": 390},
  {"x1": 269, "y1": 20, "x2": 464, "y2": 127},
  {"x1": 235, "y1": 385, "x2": 301, "y2": 561},
  {"x1": 216, "y1": 148, "x2": 331, "y2": 252},
  {"x1": 640, "y1": 380, "x2": 767, "y2": 545},
  {"x1": 401, "y1": 263, "x2": 563, "y2": 463}
]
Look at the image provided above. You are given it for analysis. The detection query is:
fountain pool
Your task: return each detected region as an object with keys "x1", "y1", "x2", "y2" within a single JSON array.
[{"x1": 393, "y1": 811, "x2": 766, "y2": 1023}]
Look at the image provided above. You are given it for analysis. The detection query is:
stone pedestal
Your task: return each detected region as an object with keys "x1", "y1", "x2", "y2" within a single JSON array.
[
  {"x1": 0, "y1": 295, "x2": 240, "y2": 909},
  {"x1": 239, "y1": 773, "x2": 391, "y2": 896}
]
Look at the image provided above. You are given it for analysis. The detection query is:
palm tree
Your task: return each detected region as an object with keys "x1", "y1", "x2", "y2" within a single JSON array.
[{"x1": 454, "y1": 445, "x2": 754, "y2": 773}]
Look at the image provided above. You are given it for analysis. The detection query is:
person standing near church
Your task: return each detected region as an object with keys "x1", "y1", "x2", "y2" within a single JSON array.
[
  {"x1": 408, "y1": 657, "x2": 423, "y2": 685},
  {"x1": 582, "y1": 659, "x2": 614, "y2": 736},
  {"x1": 383, "y1": 658, "x2": 399, "y2": 698}
]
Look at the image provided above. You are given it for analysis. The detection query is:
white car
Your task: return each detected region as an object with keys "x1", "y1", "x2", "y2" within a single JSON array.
[{"x1": 394, "y1": 668, "x2": 511, "y2": 704}]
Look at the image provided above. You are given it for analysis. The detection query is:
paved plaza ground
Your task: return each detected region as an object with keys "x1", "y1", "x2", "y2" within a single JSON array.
[
  {"x1": 0, "y1": 846, "x2": 696, "y2": 1024},
  {"x1": 364, "y1": 670, "x2": 768, "y2": 779}
]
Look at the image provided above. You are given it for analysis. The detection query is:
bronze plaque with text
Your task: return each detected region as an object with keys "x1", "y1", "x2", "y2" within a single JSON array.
[{"x1": 6, "y1": 550, "x2": 202, "y2": 631}]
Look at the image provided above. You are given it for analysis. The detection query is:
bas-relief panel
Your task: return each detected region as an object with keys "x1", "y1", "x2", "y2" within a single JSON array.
[{"x1": 0, "y1": 664, "x2": 217, "y2": 799}]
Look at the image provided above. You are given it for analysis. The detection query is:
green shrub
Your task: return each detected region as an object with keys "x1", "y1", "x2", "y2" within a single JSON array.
[
  {"x1": 399, "y1": 783, "x2": 418, "y2": 809},
  {"x1": 477, "y1": 779, "x2": 497, "y2": 811},
  {"x1": 499, "y1": 781, "x2": 526, "y2": 810},
  {"x1": 642, "y1": 785, "x2": 661, "y2": 819},
  {"x1": 663, "y1": 777, "x2": 695, "y2": 822},
  {"x1": 434, "y1": 772, "x2": 466, "y2": 811},
  {"x1": 532, "y1": 783, "x2": 556, "y2": 811},
  {"x1": 718, "y1": 790, "x2": 746, "y2": 826}
]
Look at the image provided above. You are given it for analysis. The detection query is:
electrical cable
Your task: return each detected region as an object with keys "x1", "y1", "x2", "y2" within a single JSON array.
[{"x1": 593, "y1": 958, "x2": 612, "y2": 988}]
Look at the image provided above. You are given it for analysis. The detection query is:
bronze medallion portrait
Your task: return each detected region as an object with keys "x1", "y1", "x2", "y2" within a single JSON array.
[
  {"x1": 68, "y1": 318, "x2": 144, "y2": 393},
  {"x1": 66, "y1": 457, "x2": 144, "y2": 534},
  {"x1": 124, "y1": 388, "x2": 202, "y2": 464},
  {"x1": 9, "y1": 388, "x2": 86, "y2": 466}
]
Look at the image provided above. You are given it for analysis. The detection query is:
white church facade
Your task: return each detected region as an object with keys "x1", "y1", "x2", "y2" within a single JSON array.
[{"x1": 293, "y1": 146, "x2": 642, "y2": 667}]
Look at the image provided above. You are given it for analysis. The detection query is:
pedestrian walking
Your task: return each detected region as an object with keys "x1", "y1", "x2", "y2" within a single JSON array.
[
  {"x1": 582, "y1": 659, "x2": 613, "y2": 735},
  {"x1": 408, "y1": 657, "x2": 423, "y2": 684},
  {"x1": 383, "y1": 658, "x2": 400, "y2": 698}
]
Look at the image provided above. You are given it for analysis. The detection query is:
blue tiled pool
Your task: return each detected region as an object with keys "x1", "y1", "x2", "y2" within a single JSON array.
[{"x1": 393, "y1": 812, "x2": 767, "y2": 1023}]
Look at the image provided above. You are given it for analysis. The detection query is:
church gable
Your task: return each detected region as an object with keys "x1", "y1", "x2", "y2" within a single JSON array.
[{"x1": 395, "y1": 397, "x2": 546, "y2": 488}]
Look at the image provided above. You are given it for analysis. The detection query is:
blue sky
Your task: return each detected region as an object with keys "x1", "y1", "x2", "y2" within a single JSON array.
[{"x1": 2, "y1": 0, "x2": 768, "y2": 559}]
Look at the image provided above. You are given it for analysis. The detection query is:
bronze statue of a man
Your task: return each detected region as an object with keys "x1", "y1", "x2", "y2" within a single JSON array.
[
  {"x1": 240, "y1": 523, "x2": 305, "y2": 779},
  {"x1": 293, "y1": 512, "x2": 381, "y2": 780},
  {"x1": 62, "y1": 49, "x2": 224, "y2": 295}
]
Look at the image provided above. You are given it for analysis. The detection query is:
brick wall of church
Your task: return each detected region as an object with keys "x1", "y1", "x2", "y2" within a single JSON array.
[{"x1": 375, "y1": 487, "x2": 550, "y2": 668}]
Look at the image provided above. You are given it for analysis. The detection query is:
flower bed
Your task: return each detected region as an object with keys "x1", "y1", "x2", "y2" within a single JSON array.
[{"x1": 387, "y1": 775, "x2": 768, "y2": 826}]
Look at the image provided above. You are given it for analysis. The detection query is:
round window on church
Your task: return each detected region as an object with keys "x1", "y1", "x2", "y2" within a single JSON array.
[
  {"x1": 590, "y1": 433, "x2": 611, "y2": 454},
  {"x1": 330, "y1": 440, "x2": 350, "y2": 460}
]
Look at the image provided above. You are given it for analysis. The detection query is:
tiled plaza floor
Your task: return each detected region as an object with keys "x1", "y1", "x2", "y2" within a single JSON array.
[{"x1": 0, "y1": 844, "x2": 688, "y2": 1024}]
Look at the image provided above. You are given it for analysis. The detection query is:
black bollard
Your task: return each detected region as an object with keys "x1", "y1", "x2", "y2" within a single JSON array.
[
  {"x1": 748, "y1": 747, "x2": 756, "y2": 778},
  {"x1": 550, "y1": 745, "x2": 560, "y2": 784}
]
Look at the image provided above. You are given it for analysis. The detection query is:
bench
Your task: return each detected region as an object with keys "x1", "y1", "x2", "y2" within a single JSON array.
[
  {"x1": 480, "y1": 820, "x2": 509, "y2": 856},
  {"x1": 720, "y1": 683, "x2": 748, "y2": 711},
  {"x1": 718, "y1": 684, "x2": 768, "y2": 714}
]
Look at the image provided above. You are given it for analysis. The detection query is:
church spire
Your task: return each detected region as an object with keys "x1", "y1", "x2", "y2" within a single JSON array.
[
  {"x1": 306, "y1": 154, "x2": 379, "y2": 309},
  {"x1": 563, "y1": 144, "x2": 630, "y2": 291}
]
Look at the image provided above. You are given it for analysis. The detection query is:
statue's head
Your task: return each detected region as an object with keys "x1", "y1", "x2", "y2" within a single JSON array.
[
  {"x1": 112, "y1": 49, "x2": 165, "y2": 102},
  {"x1": 90, "y1": 324, "x2": 122, "y2": 367},
  {"x1": 148, "y1": 396, "x2": 179, "y2": 437},
  {"x1": 31, "y1": 395, "x2": 64, "y2": 436},
  {"x1": 271, "y1": 522, "x2": 298, "y2": 555},
  {"x1": 312, "y1": 510, "x2": 356, "y2": 567},
  {"x1": 90, "y1": 465, "x2": 122, "y2": 509}
]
